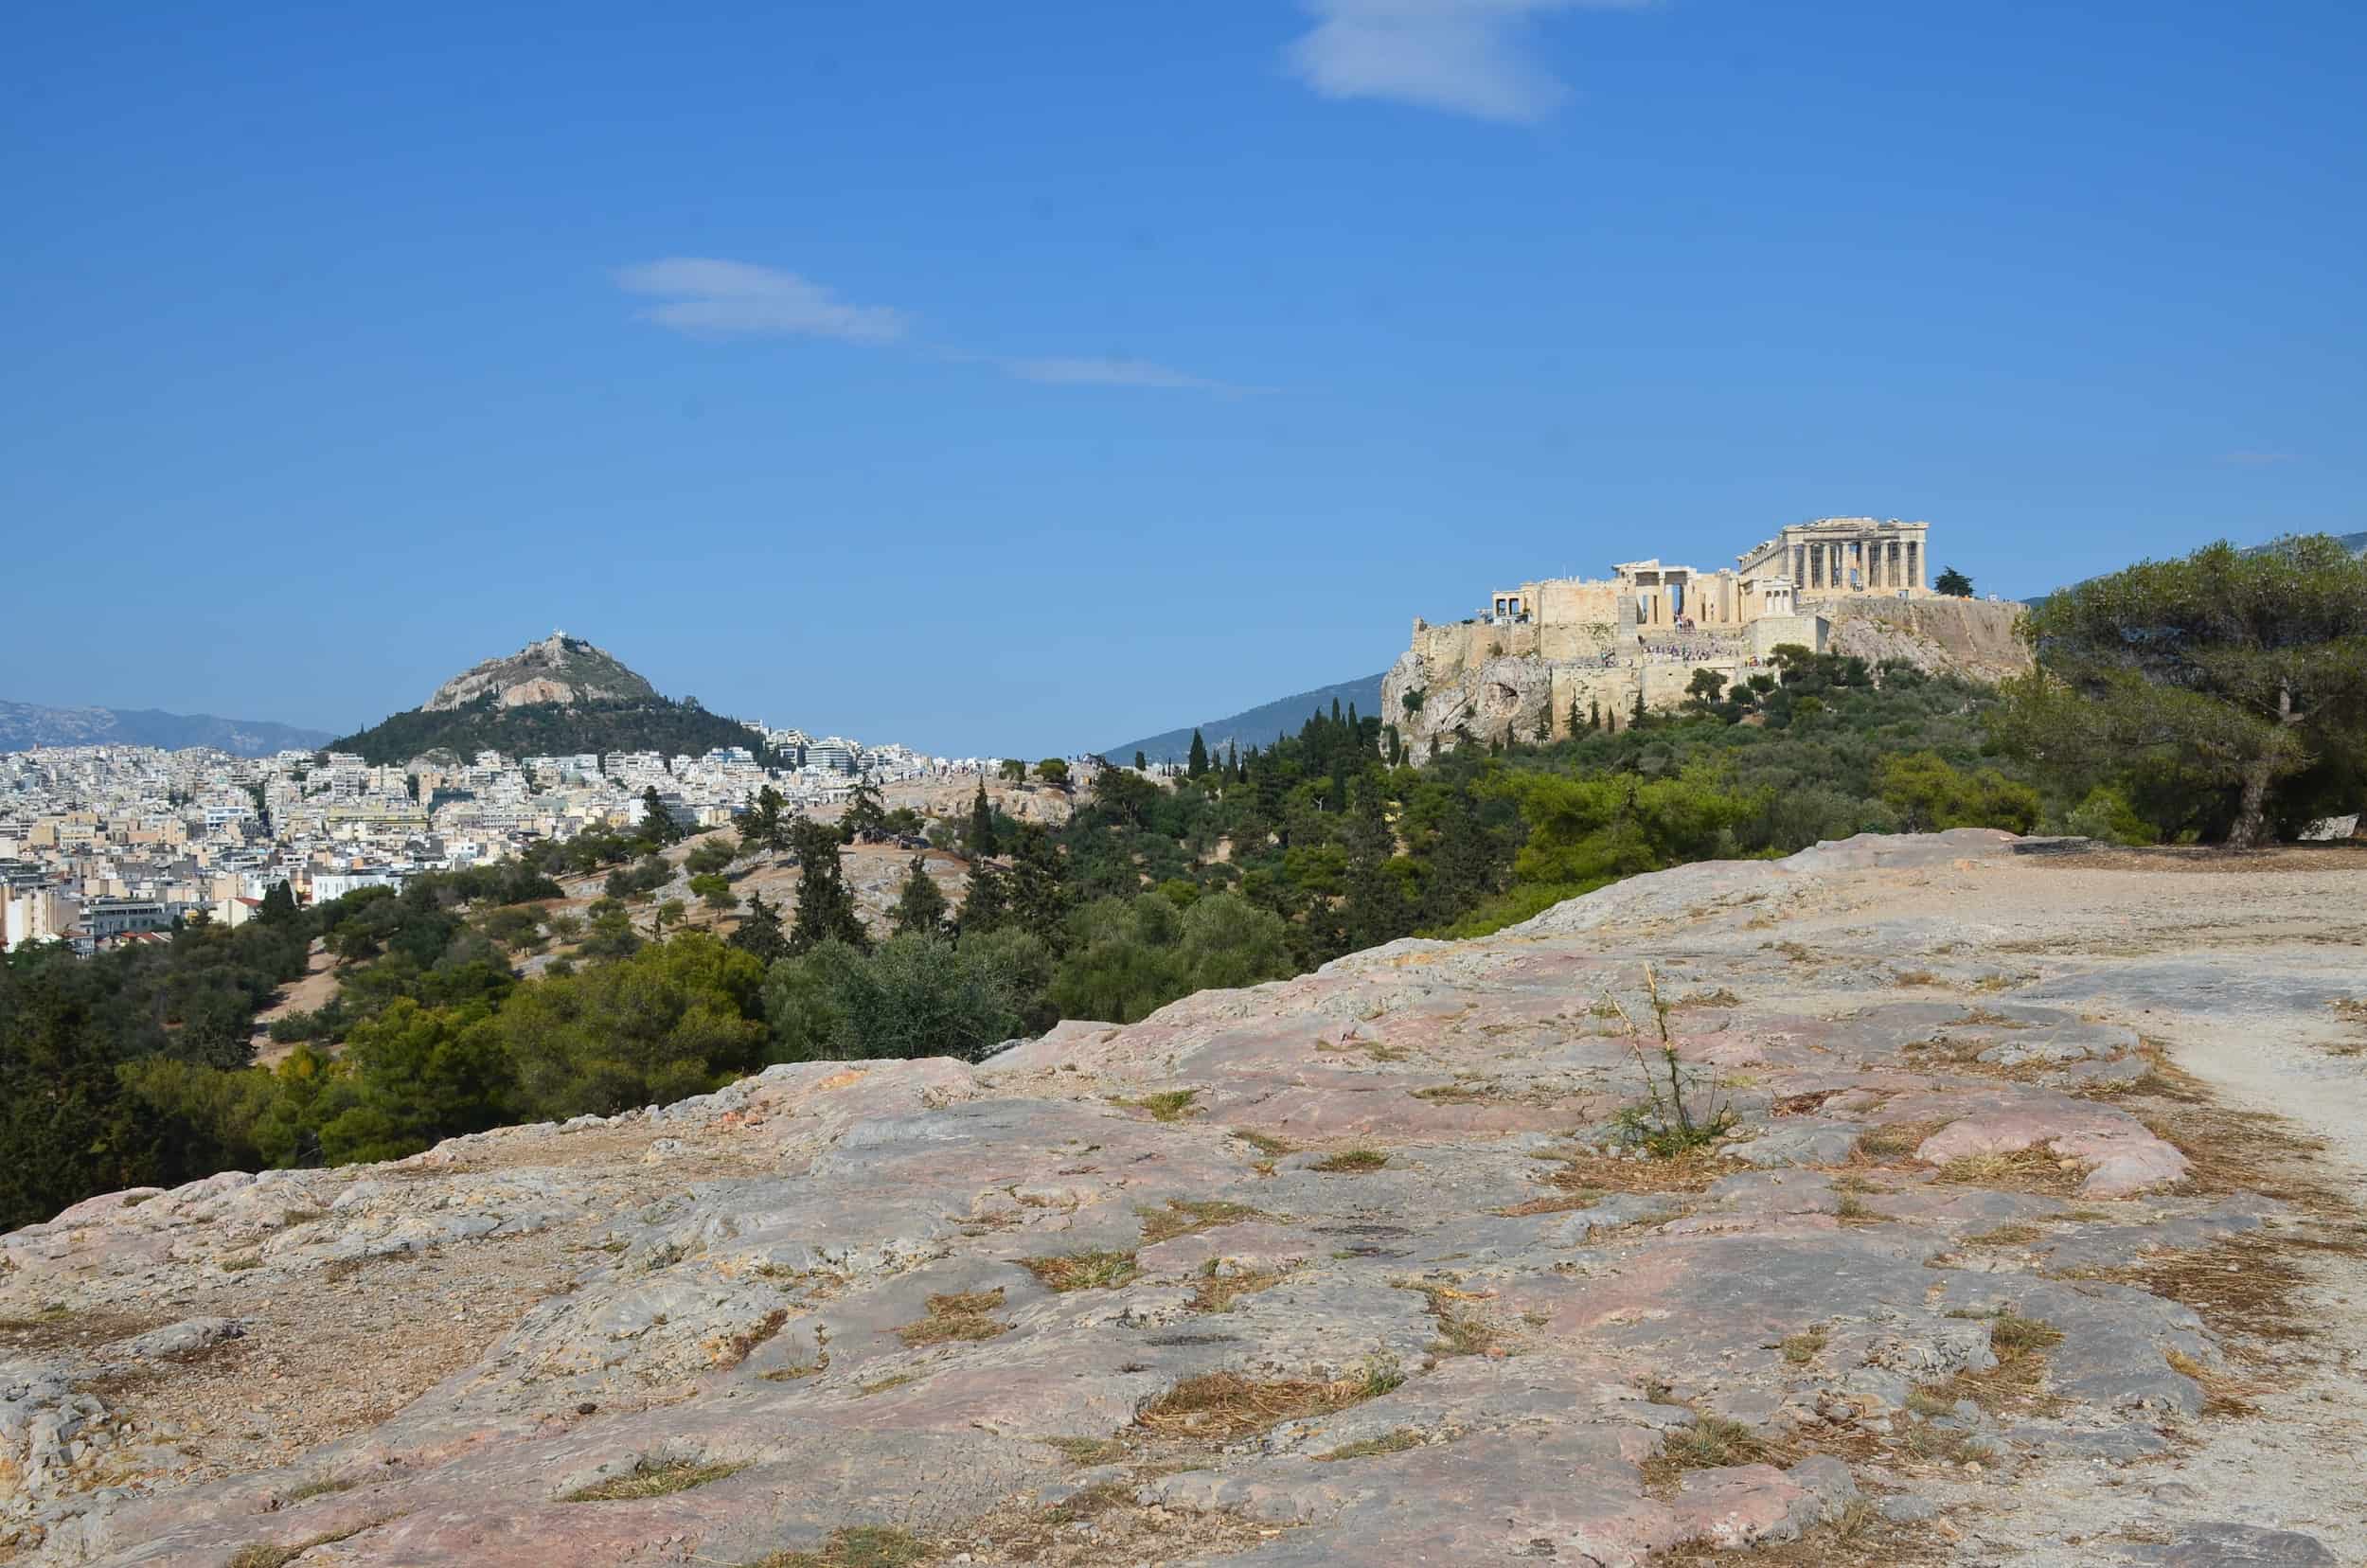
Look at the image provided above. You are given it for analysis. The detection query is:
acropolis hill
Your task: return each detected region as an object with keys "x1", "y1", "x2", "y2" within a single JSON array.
[{"x1": 1382, "y1": 517, "x2": 2032, "y2": 759}]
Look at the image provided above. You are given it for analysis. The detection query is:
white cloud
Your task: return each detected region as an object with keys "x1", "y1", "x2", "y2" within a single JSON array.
[
  {"x1": 1284, "y1": 0, "x2": 1649, "y2": 124},
  {"x1": 614, "y1": 258, "x2": 909, "y2": 343},
  {"x1": 1001, "y1": 356, "x2": 1252, "y2": 393}
]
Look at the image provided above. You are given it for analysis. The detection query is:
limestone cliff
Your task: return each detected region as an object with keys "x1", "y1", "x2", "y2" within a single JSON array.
[
  {"x1": 1382, "y1": 597, "x2": 2034, "y2": 760},
  {"x1": 422, "y1": 633, "x2": 658, "y2": 713},
  {"x1": 6, "y1": 832, "x2": 2362, "y2": 1565}
]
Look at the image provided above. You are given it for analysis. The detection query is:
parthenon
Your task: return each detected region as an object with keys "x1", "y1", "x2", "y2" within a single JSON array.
[{"x1": 1479, "y1": 516, "x2": 1933, "y2": 640}]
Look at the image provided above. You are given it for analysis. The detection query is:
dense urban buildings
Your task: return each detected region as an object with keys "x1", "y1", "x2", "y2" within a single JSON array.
[{"x1": 0, "y1": 731, "x2": 991, "y2": 954}]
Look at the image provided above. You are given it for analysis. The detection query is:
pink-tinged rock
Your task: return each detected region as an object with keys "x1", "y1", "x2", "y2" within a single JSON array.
[
  {"x1": 1136, "y1": 1222, "x2": 1316, "y2": 1276},
  {"x1": 1915, "y1": 1104, "x2": 2187, "y2": 1195},
  {"x1": 1665, "y1": 1462, "x2": 1810, "y2": 1548}
]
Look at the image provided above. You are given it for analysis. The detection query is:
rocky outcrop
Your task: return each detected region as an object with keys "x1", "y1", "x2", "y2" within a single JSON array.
[
  {"x1": 5, "y1": 831, "x2": 2361, "y2": 1565},
  {"x1": 1822, "y1": 597, "x2": 2033, "y2": 684},
  {"x1": 422, "y1": 634, "x2": 659, "y2": 712}
]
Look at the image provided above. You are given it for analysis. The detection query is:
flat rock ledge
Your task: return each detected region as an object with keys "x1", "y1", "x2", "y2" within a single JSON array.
[{"x1": 3, "y1": 829, "x2": 2358, "y2": 1566}]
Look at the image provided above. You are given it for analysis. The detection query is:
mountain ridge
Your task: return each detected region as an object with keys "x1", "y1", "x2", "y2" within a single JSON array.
[
  {"x1": 1103, "y1": 672, "x2": 1385, "y2": 764},
  {"x1": 0, "y1": 701, "x2": 332, "y2": 757}
]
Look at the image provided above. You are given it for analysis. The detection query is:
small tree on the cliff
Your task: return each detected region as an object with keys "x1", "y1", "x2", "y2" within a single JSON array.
[
  {"x1": 1630, "y1": 686, "x2": 1648, "y2": 726},
  {"x1": 1935, "y1": 566, "x2": 1975, "y2": 598},
  {"x1": 1133, "y1": 750, "x2": 1148, "y2": 772},
  {"x1": 1186, "y1": 729, "x2": 1209, "y2": 778},
  {"x1": 842, "y1": 775, "x2": 889, "y2": 844},
  {"x1": 1991, "y1": 534, "x2": 2367, "y2": 847},
  {"x1": 1589, "y1": 698, "x2": 1602, "y2": 733},
  {"x1": 787, "y1": 817, "x2": 869, "y2": 954},
  {"x1": 1685, "y1": 668, "x2": 1729, "y2": 710}
]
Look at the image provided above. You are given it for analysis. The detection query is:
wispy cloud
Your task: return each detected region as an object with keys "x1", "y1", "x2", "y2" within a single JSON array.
[
  {"x1": 1284, "y1": 0, "x2": 1650, "y2": 124},
  {"x1": 2220, "y1": 450, "x2": 2299, "y2": 465},
  {"x1": 614, "y1": 258, "x2": 909, "y2": 343},
  {"x1": 1001, "y1": 356, "x2": 1256, "y2": 394},
  {"x1": 616, "y1": 259, "x2": 1250, "y2": 393}
]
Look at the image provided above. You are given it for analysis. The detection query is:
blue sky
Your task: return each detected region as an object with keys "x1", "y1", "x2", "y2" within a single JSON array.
[{"x1": 6, "y1": 2, "x2": 2361, "y2": 757}]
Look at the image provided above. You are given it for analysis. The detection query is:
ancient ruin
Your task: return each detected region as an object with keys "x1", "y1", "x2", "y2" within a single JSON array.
[{"x1": 1384, "y1": 518, "x2": 2029, "y2": 759}]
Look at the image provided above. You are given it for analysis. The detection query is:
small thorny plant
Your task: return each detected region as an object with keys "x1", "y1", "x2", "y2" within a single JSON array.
[{"x1": 1607, "y1": 965, "x2": 1734, "y2": 1157}]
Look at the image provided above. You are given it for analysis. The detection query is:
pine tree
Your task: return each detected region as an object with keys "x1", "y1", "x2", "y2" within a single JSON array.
[
  {"x1": 739, "y1": 785, "x2": 787, "y2": 855},
  {"x1": 843, "y1": 775, "x2": 889, "y2": 844},
  {"x1": 890, "y1": 853, "x2": 950, "y2": 937},
  {"x1": 1590, "y1": 698, "x2": 1602, "y2": 733},
  {"x1": 728, "y1": 891, "x2": 790, "y2": 965},
  {"x1": 1339, "y1": 780, "x2": 1411, "y2": 954},
  {"x1": 1005, "y1": 823, "x2": 1071, "y2": 945},
  {"x1": 1630, "y1": 685, "x2": 1648, "y2": 725},
  {"x1": 1186, "y1": 729, "x2": 1209, "y2": 778},
  {"x1": 787, "y1": 818, "x2": 869, "y2": 953},
  {"x1": 966, "y1": 780, "x2": 997, "y2": 860}
]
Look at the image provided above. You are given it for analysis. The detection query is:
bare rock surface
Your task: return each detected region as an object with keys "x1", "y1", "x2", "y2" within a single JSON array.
[{"x1": 6, "y1": 833, "x2": 2366, "y2": 1566}]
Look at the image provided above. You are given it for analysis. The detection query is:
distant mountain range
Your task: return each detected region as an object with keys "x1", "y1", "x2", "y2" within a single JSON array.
[
  {"x1": 0, "y1": 701, "x2": 332, "y2": 758},
  {"x1": 1105, "y1": 673, "x2": 1386, "y2": 765},
  {"x1": 330, "y1": 633, "x2": 774, "y2": 766}
]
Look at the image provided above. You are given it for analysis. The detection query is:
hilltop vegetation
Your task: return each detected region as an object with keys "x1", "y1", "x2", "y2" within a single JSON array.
[{"x1": 330, "y1": 692, "x2": 775, "y2": 768}]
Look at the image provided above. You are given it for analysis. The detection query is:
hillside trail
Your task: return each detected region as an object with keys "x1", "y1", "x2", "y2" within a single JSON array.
[{"x1": 1773, "y1": 848, "x2": 2367, "y2": 1563}]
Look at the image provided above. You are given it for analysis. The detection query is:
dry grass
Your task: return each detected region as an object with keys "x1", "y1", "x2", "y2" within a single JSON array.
[
  {"x1": 1931, "y1": 1147, "x2": 2090, "y2": 1195},
  {"x1": 1310, "y1": 1149, "x2": 1390, "y2": 1174},
  {"x1": 1411, "y1": 1080, "x2": 1499, "y2": 1103},
  {"x1": 1231, "y1": 1129, "x2": 1297, "y2": 1156},
  {"x1": 1314, "y1": 1429, "x2": 1428, "y2": 1462},
  {"x1": 1641, "y1": 1413, "x2": 1791, "y2": 1495},
  {"x1": 1317, "y1": 1037, "x2": 1410, "y2": 1062},
  {"x1": 2164, "y1": 1347, "x2": 2259, "y2": 1417},
  {"x1": 226, "y1": 1520, "x2": 390, "y2": 1568},
  {"x1": 2136, "y1": 1095, "x2": 2348, "y2": 1212},
  {"x1": 1135, "y1": 1361, "x2": 1402, "y2": 1441},
  {"x1": 1659, "y1": 1500, "x2": 1942, "y2": 1566},
  {"x1": 1833, "y1": 1193, "x2": 1889, "y2": 1226},
  {"x1": 282, "y1": 1476, "x2": 356, "y2": 1504},
  {"x1": 1962, "y1": 1222, "x2": 2046, "y2": 1248},
  {"x1": 718, "y1": 1309, "x2": 790, "y2": 1367},
  {"x1": 1848, "y1": 1119, "x2": 1949, "y2": 1164},
  {"x1": 1530, "y1": 1147, "x2": 1725, "y2": 1197},
  {"x1": 895, "y1": 1289, "x2": 1010, "y2": 1346},
  {"x1": 760, "y1": 1354, "x2": 829, "y2": 1381},
  {"x1": 1113, "y1": 1090, "x2": 1200, "y2": 1123},
  {"x1": 1137, "y1": 1200, "x2": 1272, "y2": 1246},
  {"x1": 1035, "y1": 1435, "x2": 1130, "y2": 1466},
  {"x1": 1186, "y1": 1262, "x2": 1295, "y2": 1313},
  {"x1": 1406, "y1": 1283, "x2": 1503, "y2": 1357},
  {"x1": 1915, "y1": 1310, "x2": 2064, "y2": 1417},
  {"x1": 1778, "y1": 1327, "x2": 1828, "y2": 1365},
  {"x1": 744, "y1": 1525, "x2": 931, "y2": 1568},
  {"x1": 564, "y1": 1456, "x2": 746, "y2": 1502},
  {"x1": 856, "y1": 1372, "x2": 919, "y2": 1398},
  {"x1": 1899, "y1": 1422, "x2": 1993, "y2": 1466},
  {"x1": 2081, "y1": 1232, "x2": 2367, "y2": 1350},
  {"x1": 1495, "y1": 1190, "x2": 1604, "y2": 1218},
  {"x1": 1020, "y1": 1250, "x2": 1139, "y2": 1292}
]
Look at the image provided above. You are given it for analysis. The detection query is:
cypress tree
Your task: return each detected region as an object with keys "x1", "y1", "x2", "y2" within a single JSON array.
[
  {"x1": 1187, "y1": 729, "x2": 1209, "y2": 778},
  {"x1": 967, "y1": 780, "x2": 997, "y2": 859},
  {"x1": 890, "y1": 853, "x2": 950, "y2": 937},
  {"x1": 1630, "y1": 685, "x2": 1648, "y2": 725},
  {"x1": 787, "y1": 818, "x2": 869, "y2": 953}
]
